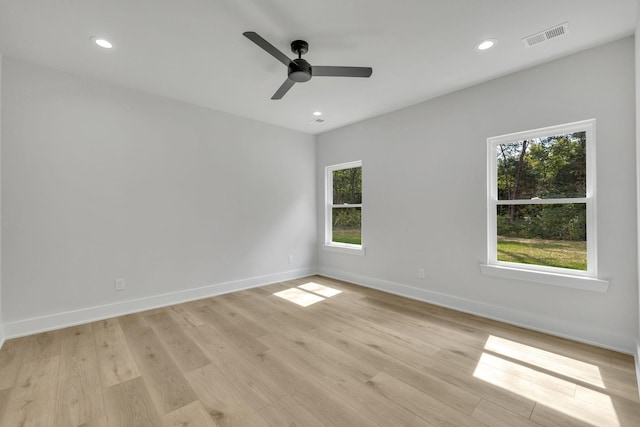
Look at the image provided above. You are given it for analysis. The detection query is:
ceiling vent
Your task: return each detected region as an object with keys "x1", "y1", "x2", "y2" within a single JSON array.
[{"x1": 522, "y1": 22, "x2": 569, "y2": 47}]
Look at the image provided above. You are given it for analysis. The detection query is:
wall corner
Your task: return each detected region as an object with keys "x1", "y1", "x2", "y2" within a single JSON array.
[
  {"x1": 0, "y1": 52, "x2": 4, "y2": 349},
  {"x1": 634, "y1": 1, "x2": 640, "y2": 391}
]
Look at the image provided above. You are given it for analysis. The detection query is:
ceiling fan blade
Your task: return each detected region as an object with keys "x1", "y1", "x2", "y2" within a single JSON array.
[
  {"x1": 313, "y1": 66, "x2": 373, "y2": 78},
  {"x1": 271, "y1": 79, "x2": 296, "y2": 100},
  {"x1": 243, "y1": 32, "x2": 291, "y2": 67}
]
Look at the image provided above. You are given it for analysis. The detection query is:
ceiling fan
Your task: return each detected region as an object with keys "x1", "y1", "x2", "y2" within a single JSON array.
[{"x1": 243, "y1": 31, "x2": 373, "y2": 100}]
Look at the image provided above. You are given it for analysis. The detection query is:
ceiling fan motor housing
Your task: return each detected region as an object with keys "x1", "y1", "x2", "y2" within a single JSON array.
[{"x1": 289, "y1": 59, "x2": 312, "y2": 82}]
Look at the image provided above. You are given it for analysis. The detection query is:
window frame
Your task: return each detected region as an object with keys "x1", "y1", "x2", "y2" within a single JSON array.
[
  {"x1": 323, "y1": 160, "x2": 364, "y2": 256},
  {"x1": 483, "y1": 119, "x2": 608, "y2": 291}
]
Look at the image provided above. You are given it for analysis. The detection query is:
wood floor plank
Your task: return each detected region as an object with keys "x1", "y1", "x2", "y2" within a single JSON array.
[
  {"x1": 471, "y1": 399, "x2": 541, "y2": 427},
  {"x1": 190, "y1": 304, "x2": 269, "y2": 356},
  {"x1": 121, "y1": 326, "x2": 197, "y2": 414},
  {"x1": 259, "y1": 332, "x2": 416, "y2": 427},
  {"x1": 595, "y1": 364, "x2": 640, "y2": 401},
  {"x1": 318, "y1": 303, "x2": 442, "y2": 356},
  {"x1": 324, "y1": 292, "x2": 485, "y2": 360},
  {"x1": 316, "y1": 298, "x2": 534, "y2": 419},
  {"x1": 80, "y1": 416, "x2": 108, "y2": 427},
  {"x1": 54, "y1": 324, "x2": 105, "y2": 427},
  {"x1": 104, "y1": 377, "x2": 162, "y2": 427},
  {"x1": 21, "y1": 329, "x2": 62, "y2": 363},
  {"x1": 0, "y1": 337, "x2": 25, "y2": 390},
  {"x1": 205, "y1": 297, "x2": 270, "y2": 339},
  {"x1": 0, "y1": 356, "x2": 61, "y2": 427},
  {"x1": 0, "y1": 388, "x2": 11, "y2": 421},
  {"x1": 362, "y1": 284, "x2": 628, "y2": 373},
  {"x1": 475, "y1": 355, "x2": 622, "y2": 426},
  {"x1": 184, "y1": 324, "x2": 286, "y2": 411},
  {"x1": 220, "y1": 291, "x2": 293, "y2": 324},
  {"x1": 1, "y1": 275, "x2": 638, "y2": 426},
  {"x1": 162, "y1": 400, "x2": 218, "y2": 427},
  {"x1": 258, "y1": 314, "x2": 379, "y2": 383},
  {"x1": 319, "y1": 312, "x2": 440, "y2": 370},
  {"x1": 575, "y1": 385, "x2": 640, "y2": 426},
  {"x1": 258, "y1": 395, "x2": 327, "y2": 427},
  {"x1": 408, "y1": 416, "x2": 436, "y2": 427},
  {"x1": 118, "y1": 313, "x2": 148, "y2": 332},
  {"x1": 529, "y1": 402, "x2": 595, "y2": 427},
  {"x1": 249, "y1": 347, "x2": 384, "y2": 427},
  {"x1": 144, "y1": 311, "x2": 210, "y2": 373},
  {"x1": 475, "y1": 351, "x2": 577, "y2": 397},
  {"x1": 166, "y1": 303, "x2": 205, "y2": 329},
  {"x1": 288, "y1": 312, "x2": 484, "y2": 417},
  {"x1": 365, "y1": 371, "x2": 488, "y2": 427},
  {"x1": 333, "y1": 295, "x2": 488, "y2": 351},
  {"x1": 420, "y1": 349, "x2": 537, "y2": 419},
  {"x1": 92, "y1": 318, "x2": 141, "y2": 388},
  {"x1": 185, "y1": 362, "x2": 272, "y2": 427}
]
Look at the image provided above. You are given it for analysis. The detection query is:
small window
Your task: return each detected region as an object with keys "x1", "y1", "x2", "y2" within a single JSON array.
[
  {"x1": 325, "y1": 161, "x2": 363, "y2": 254},
  {"x1": 486, "y1": 120, "x2": 596, "y2": 277}
]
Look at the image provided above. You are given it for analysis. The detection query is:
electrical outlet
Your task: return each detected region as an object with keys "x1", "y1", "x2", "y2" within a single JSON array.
[
  {"x1": 418, "y1": 268, "x2": 425, "y2": 279},
  {"x1": 288, "y1": 254, "x2": 294, "y2": 264},
  {"x1": 115, "y1": 278, "x2": 126, "y2": 291}
]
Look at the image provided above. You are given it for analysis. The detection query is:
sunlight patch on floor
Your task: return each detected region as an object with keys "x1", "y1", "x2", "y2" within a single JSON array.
[
  {"x1": 273, "y1": 288, "x2": 325, "y2": 307},
  {"x1": 298, "y1": 282, "x2": 343, "y2": 297},
  {"x1": 477, "y1": 352, "x2": 578, "y2": 396},
  {"x1": 474, "y1": 336, "x2": 619, "y2": 427},
  {"x1": 485, "y1": 335, "x2": 604, "y2": 388},
  {"x1": 273, "y1": 282, "x2": 342, "y2": 307}
]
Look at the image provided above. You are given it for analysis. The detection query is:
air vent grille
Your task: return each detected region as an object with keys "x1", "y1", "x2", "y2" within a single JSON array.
[{"x1": 523, "y1": 22, "x2": 569, "y2": 47}]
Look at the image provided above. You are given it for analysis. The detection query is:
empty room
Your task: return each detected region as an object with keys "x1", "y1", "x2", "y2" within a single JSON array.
[{"x1": 1, "y1": 0, "x2": 640, "y2": 426}]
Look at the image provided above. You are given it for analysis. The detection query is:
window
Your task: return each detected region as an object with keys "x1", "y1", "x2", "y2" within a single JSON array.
[
  {"x1": 483, "y1": 119, "x2": 607, "y2": 291},
  {"x1": 324, "y1": 161, "x2": 363, "y2": 255}
]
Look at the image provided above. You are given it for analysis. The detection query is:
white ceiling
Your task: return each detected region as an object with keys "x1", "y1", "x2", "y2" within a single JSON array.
[{"x1": 0, "y1": 0, "x2": 637, "y2": 134}]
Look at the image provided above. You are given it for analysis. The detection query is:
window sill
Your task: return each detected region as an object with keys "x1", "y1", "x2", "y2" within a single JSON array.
[
  {"x1": 480, "y1": 264, "x2": 609, "y2": 292},
  {"x1": 323, "y1": 243, "x2": 365, "y2": 256}
]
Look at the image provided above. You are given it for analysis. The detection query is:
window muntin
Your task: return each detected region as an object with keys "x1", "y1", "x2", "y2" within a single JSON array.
[
  {"x1": 487, "y1": 120, "x2": 596, "y2": 276},
  {"x1": 325, "y1": 161, "x2": 362, "y2": 248}
]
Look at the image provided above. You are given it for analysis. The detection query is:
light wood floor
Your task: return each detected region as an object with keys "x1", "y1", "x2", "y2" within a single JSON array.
[{"x1": 0, "y1": 276, "x2": 638, "y2": 426}]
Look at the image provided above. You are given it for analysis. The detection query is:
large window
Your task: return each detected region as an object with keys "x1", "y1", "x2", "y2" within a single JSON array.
[
  {"x1": 486, "y1": 120, "x2": 598, "y2": 280},
  {"x1": 325, "y1": 161, "x2": 363, "y2": 254}
]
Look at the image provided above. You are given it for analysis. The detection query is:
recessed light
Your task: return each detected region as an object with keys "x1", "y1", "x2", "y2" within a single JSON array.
[
  {"x1": 91, "y1": 36, "x2": 113, "y2": 49},
  {"x1": 475, "y1": 39, "x2": 497, "y2": 51},
  {"x1": 313, "y1": 111, "x2": 322, "y2": 116}
]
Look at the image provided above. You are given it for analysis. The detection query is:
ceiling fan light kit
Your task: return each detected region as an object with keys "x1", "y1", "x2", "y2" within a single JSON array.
[{"x1": 243, "y1": 31, "x2": 373, "y2": 99}]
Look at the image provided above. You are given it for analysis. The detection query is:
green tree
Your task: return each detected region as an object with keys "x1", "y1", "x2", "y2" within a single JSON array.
[
  {"x1": 332, "y1": 167, "x2": 362, "y2": 243},
  {"x1": 496, "y1": 132, "x2": 586, "y2": 241}
]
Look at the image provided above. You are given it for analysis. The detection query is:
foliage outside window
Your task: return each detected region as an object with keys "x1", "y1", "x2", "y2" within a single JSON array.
[
  {"x1": 487, "y1": 120, "x2": 596, "y2": 276},
  {"x1": 325, "y1": 161, "x2": 362, "y2": 249}
]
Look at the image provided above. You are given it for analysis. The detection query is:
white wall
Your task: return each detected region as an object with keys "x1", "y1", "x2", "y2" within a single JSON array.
[
  {"x1": 1, "y1": 57, "x2": 316, "y2": 336},
  {"x1": 0, "y1": 53, "x2": 4, "y2": 347},
  {"x1": 635, "y1": 4, "x2": 640, "y2": 388},
  {"x1": 318, "y1": 37, "x2": 638, "y2": 353}
]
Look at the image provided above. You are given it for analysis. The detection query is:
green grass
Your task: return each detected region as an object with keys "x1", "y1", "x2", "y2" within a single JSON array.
[
  {"x1": 497, "y1": 236, "x2": 586, "y2": 270},
  {"x1": 331, "y1": 232, "x2": 585, "y2": 269},
  {"x1": 333, "y1": 229, "x2": 362, "y2": 245}
]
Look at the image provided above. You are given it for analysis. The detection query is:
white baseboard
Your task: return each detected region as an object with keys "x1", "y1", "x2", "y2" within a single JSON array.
[
  {"x1": 319, "y1": 267, "x2": 636, "y2": 354},
  {"x1": 3, "y1": 265, "x2": 635, "y2": 358},
  {"x1": 3, "y1": 267, "x2": 316, "y2": 340}
]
